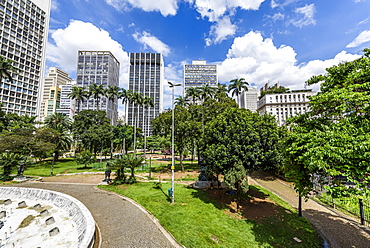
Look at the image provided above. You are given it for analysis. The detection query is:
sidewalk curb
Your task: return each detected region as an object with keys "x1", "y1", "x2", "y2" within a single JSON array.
[{"x1": 95, "y1": 186, "x2": 184, "y2": 248}]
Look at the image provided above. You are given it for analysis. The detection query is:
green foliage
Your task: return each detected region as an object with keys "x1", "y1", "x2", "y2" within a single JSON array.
[
  {"x1": 76, "y1": 150, "x2": 95, "y2": 168},
  {"x1": 284, "y1": 48, "x2": 370, "y2": 197},
  {"x1": 0, "y1": 152, "x2": 24, "y2": 178}
]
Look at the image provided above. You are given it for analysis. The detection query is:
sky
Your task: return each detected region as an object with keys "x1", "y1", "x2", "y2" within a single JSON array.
[{"x1": 46, "y1": 0, "x2": 370, "y2": 115}]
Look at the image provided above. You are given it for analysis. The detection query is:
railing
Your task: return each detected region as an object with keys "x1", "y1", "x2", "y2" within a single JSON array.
[{"x1": 311, "y1": 175, "x2": 370, "y2": 227}]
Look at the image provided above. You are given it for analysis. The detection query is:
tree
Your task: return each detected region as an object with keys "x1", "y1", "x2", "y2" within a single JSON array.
[
  {"x1": 105, "y1": 85, "x2": 121, "y2": 124},
  {"x1": 76, "y1": 150, "x2": 95, "y2": 169},
  {"x1": 0, "y1": 152, "x2": 24, "y2": 179},
  {"x1": 0, "y1": 56, "x2": 17, "y2": 82},
  {"x1": 123, "y1": 154, "x2": 144, "y2": 180},
  {"x1": 284, "y1": 49, "x2": 370, "y2": 198},
  {"x1": 67, "y1": 86, "x2": 86, "y2": 114},
  {"x1": 88, "y1": 83, "x2": 105, "y2": 110},
  {"x1": 128, "y1": 91, "x2": 144, "y2": 154},
  {"x1": 214, "y1": 83, "x2": 229, "y2": 101},
  {"x1": 198, "y1": 84, "x2": 215, "y2": 102},
  {"x1": 185, "y1": 87, "x2": 200, "y2": 104},
  {"x1": 113, "y1": 124, "x2": 134, "y2": 155},
  {"x1": 228, "y1": 78, "x2": 249, "y2": 105},
  {"x1": 201, "y1": 108, "x2": 283, "y2": 204},
  {"x1": 44, "y1": 112, "x2": 71, "y2": 133},
  {"x1": 175, "y1": 96, "x2": 189, "y2": 107}
]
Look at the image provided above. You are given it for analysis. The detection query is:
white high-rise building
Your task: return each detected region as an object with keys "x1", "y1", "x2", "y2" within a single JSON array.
[
  {"x1": 184, "y1": 60, "x2": 217, "y2": 95},
  {"x1": 56, "y1": 81, "x2": 76, "y2": 120},
  {"x1": 257, "y1": 83, "x2": 316, "y2": 126},
  {"x1": 239, "y1": 87, "x2": 259, "y2": 112},
  {"x1": 127, "y1": 52, "x2": 164, "y2": 136},
  {"x1": 76, "y1": 51, "x2": 120, "y2": 125},
  {"x1": 40, "y1": 67, "x2": 73, "y2": 122},
  {"x1": 0, "y1": 0, "x2": 51, "y2": 117}
]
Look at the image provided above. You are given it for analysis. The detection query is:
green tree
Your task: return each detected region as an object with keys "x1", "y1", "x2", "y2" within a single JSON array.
[
  {"x1": 123, "y1": 154, "x2": 144, "y2": 180},
  {"x1": 228, "y1": 78, "x2": 249, "y2": 105},
  {"x1": 44, "y1": 112, "x2": 71, "y2": 133},
  {"x1": 284, "y1": 49, "x2": 370, "y2": 197},
  {"x1": 0, "y1": 152, "x2": 24, "y2": 179},
  {"x1": 128, "y1": 91, "x2": 144, "y2": 154},
  {"x1": 105, "y1": 85, "x2": 121, "y2": 124},
  {"x1": 67, "y1": 86, "x2": 86, "y2": 114},
  {"x1": 185, "y1": 87, "x2": 200, "y2": 104},
  {"x1": 0, "y1": 56, "x2": 17, "y2": 82},
  {"x1": 175, "y1": 96, "x2": 189, "y2": 107},
  {"x1": 88, "y1": 83, "x2": 105, "y2": 110},
  {"x1": 76, "y1": 150, "x2": 95, "y2": 169},
  {"x1": 198, "y1": 84, "x2": 216, "y2": 102}
]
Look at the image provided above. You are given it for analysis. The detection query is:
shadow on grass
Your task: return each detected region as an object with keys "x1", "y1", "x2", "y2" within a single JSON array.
[
  {"x1": 190, "y1": 185, "x2": 323, "y2": 247},
  {"x1": 152, "y1": 183, "x2": 172, "y2": 202}
]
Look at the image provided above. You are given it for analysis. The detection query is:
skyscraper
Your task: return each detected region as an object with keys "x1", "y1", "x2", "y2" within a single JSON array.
[
  {"x1": 127, "y1": 52, "x2": 164, "y2": 136},
  {"x1": 0, "y1": 0, "x2": 51, "y2": 117},
  {"x1": 76, "y1": 51, "x2": 120, "y2": 125},
  {"x1": 239, "y1": 87, "x2": 259, "y2": 112},
  {"x1": 184, "y1": 60, "x2": 217, "y2": 95},
  {"x1": 39, "y1": 67, "x2": 72, "y2": 122}
]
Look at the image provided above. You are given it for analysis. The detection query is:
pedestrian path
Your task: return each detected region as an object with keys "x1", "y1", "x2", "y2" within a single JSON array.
[
  {"x1": 3, "y1": 182, "x2": 181, "y2": 248},
  {"x1": 249, "y1": 173, "x2": 370, "y2": 248}
]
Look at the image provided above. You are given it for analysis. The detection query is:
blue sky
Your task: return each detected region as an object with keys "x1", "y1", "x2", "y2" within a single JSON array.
[{"x1": 47, "y1": 0, "x2": 370, "y2": 113}]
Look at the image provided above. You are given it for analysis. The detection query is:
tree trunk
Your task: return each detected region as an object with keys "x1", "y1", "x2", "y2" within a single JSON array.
[{"x1": 180, "y1": 149, "x2": 184, "y2": 172}]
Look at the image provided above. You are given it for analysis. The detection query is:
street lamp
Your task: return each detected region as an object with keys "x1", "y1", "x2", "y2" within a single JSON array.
[{"x1": 168, "y1": 81, "x2": 181, "y2": 204}]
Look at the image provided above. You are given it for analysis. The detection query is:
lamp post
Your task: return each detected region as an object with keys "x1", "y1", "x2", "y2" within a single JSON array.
[
  {"x1": 50, "y1": 153, "x2": 55, "y2": 176},
  {"x1": 168, "y1": 81, "x2": 181, "y2": 204}
]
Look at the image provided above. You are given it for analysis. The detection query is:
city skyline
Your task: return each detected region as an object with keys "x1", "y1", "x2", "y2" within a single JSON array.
[{"x1": 46, "y1": 0, "x2": 370, "y2": 115}]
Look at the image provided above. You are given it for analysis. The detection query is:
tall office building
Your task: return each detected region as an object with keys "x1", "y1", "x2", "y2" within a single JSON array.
[
  {"x1": 183, "y1": 60, "x2": 217, "y2": 95},
  {"x1": 0, "y1": 0, "x2": 51, "y2": 116},
  {"x1": 239, "y1": 86, "x2": 259, "y2": 112},
  {"x1": 39, "y1": 67, "x2": 72, "y2": 122},
  {"x1": 56, "y1": 81, "x2": 76, "y2": 120},
  {"x1": 257, "y1": 83, "x2": 316, "y2": 126},
  {"x1": 76, "y1": 51, "x2": 120, "y2": 125},
  {"x1": 127, "y1": 52, "x2": 164, "y2": 136}
]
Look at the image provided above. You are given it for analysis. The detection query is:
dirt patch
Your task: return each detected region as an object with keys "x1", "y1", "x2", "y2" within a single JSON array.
[
  {"x1": 41, "y1": 174, "x2": 105, "y2": 184},
  {"x1": 206, "y1": 188, "x2": 281, "y2": 221}
]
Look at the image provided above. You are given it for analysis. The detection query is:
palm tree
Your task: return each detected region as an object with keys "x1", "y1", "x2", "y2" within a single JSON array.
[
  {"x1": 88, "y1": 83, "x2": 105, "y2": 110},
  {"x1": 228, "y1": 78, "x2": 249, "y2": 106},
  {"x1": 175, "y1": 96, "x2": 189, "y2": 107},
  {"x1": 0, "y1": 56, "x2": 17, "y2": 82},
  {"x1": 44, "y1": 112, "x2": 71, "y2": 133},
  {"x1": 105, "y1": 85, "x2": 121, "y2": 125},
  {"x1": 185, "y1": 87, "x2": 200, "y2": 104},
  {"x1": 67, "y1": 86, "x2": 86, "y2": 114},
  {"x1": 142, "y1": 96, "x2": 154, "y2": 162},
  {"x1": 128, "y1": 91, "x2": 144, "y2": 155},
  {"x1": 198, "y1": 84, "x2": 216, "y2": 102},
  {"x1": 214, "y1": 83, "x2": 229, "y2": 101}
]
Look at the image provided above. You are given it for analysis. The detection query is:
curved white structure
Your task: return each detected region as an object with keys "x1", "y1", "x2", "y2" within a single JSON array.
[{"x1": 0, "y1": 187, "x2": 95, "y2": 248}]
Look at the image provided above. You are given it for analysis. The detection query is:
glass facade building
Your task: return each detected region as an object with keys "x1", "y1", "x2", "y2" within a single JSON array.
[
  {"x1": 128, "y1": 52, "x2": 164, "y2": 136},
  {"x1": 76, "y1": 51, "x2": 120, "y2": 125},
  {"x1": 0, "y1": 0, "x2": 51, "y2": 117}
]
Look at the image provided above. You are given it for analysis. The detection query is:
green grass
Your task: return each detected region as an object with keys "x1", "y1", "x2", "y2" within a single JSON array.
[
  {"x1": 24, "y1": 159, "x2": 107, "y2": 177},
  {"x1": 99, "y1": 183, "x2": 322, "y2": 248}
]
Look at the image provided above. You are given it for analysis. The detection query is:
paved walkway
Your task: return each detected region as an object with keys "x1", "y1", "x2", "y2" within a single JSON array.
[
  {"x1": 249, "y1": 173, "x2": 370, "y2": 248},
  {"x1": 3, "y1": 182, "x2": 181, "y2": 248}
]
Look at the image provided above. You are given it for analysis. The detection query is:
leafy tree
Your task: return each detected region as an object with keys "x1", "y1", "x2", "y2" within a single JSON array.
[
  {"x1": 123, "y1": 154, "x2": 144, "y2": 180},
  {"x1": 214, "y1": 83, "x2": 229, "y2": 101},
  {"x1": 174, "y1": 96, "x2": 189, "y2": 107},
  {"x1": 44, "y1": 112, "x2": 71, "y2": 133},
  {"x1": 105, "y1": 85, "x2": 121, "y2": 124},
  {"x1": 113, "y1": 124, "x2": 135, "y2": 154},
  {"x1": 0, "y1": 56, "x2": 17, "y2": 82},
  {"x1": 284, "y1": 49, "x2": 370, "y2": 197},
  {"x1": 228, "y1": 78, "x2": 249, "y2": 105},
  {"x1": 76, "y1": 150, "x2": 95, "y2": 169},
  {"x1": 185, "y1": 87, "x2": 200, "y2": 104},
  {"x1": 67, "y1": 86, "x2": 86, "y2": 114},
  {"x1": 198, "y1": 84, "x2": 216, "y2": 102},
  {"x1": 72, "y1": 110, "x2": 112, "y2": 154},
  {"x1": 111, "y1": 157, "x2": 128, "y2": 182},
  {"x1": 201, "y1": 108, "x2": 283, "y2": 199}
]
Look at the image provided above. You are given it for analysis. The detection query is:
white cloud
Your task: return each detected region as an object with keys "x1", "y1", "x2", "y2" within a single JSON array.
[
  {"x1": 193, "y1": 0, "x2": 266, "y2": 22},
  {"x1": 206, "y1": 16, "x2": 237, "y2": 46},
  {"x1": 46, "y1": 20, "x2": 129, "y2": 89},
  {"x1": 163, "y1": 63, "x2": 185, "y2": 109},
  {"x1": 291, "y1": 3, "x2": 316, "y2": 28},
  {"x1": 50, "y1": 0, "x2": 59, "y2": 12},
  {"x1": 133, "y1": 31, "x2": 171, "y2": 57},
  {"x1": 347, "y1": 30, "x2": 370, "y2": 48},
  {"x1": 217, "y1": 31, "x2": 360, "y2": 92},
  {"x1": 105, "y1": 0, "x2": 178, "y2": 16}
]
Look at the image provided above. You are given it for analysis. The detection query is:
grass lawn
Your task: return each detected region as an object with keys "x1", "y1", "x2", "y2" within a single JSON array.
[
  {"x1": 99, "y1": 182, "x2": 323, "y2": 248},
  {"x1": 23, "y1": 158, "x2": 107, "y2": 177}
]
